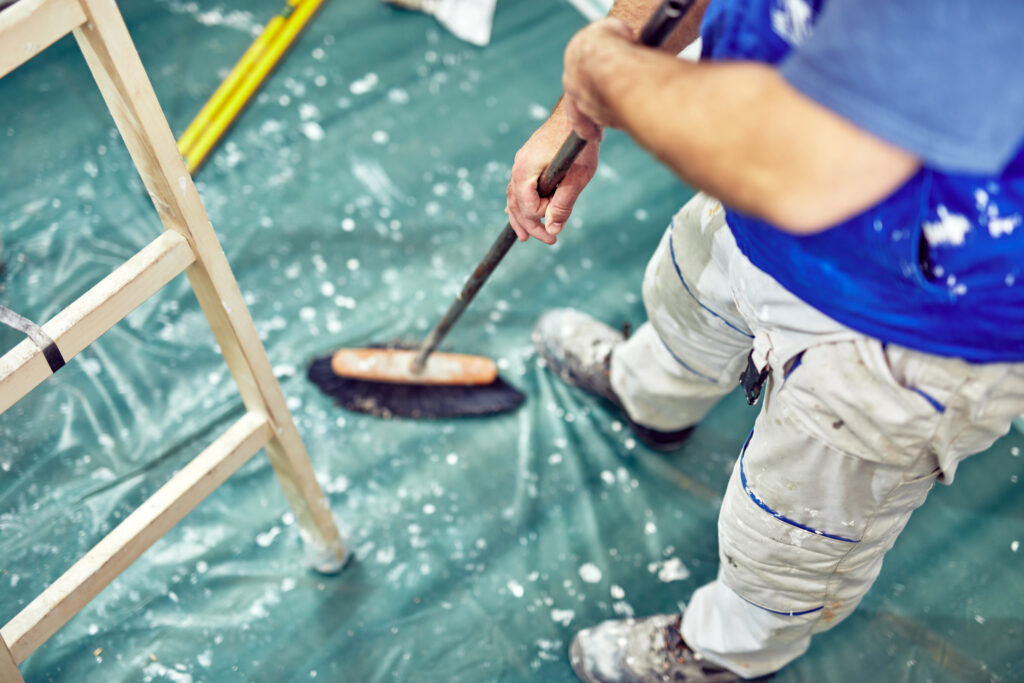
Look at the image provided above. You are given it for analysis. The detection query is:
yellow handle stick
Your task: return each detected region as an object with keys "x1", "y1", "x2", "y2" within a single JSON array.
[
  {"x1": 179, "y1": 0, "x2": 323, "y2": 174},
  {"x1": 177, "y1": 10, "x2": 289, "y2": 158}
]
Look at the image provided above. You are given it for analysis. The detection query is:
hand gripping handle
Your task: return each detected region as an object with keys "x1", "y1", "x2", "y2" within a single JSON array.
[{"x1": 413, "y1": 0, "x2": 695, "y2": 372}]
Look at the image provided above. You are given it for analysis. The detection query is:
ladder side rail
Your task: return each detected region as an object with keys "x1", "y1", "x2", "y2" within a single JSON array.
[{"x1": 72, "y1": 0, "x2": 346, "y2": 569}]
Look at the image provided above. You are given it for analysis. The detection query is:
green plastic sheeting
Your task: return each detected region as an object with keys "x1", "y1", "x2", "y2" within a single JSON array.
[{"x1": 2, "y1": 1, "x2": 1023, "y2": 681}]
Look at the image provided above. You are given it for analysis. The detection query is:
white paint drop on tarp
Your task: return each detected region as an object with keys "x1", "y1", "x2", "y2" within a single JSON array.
[
  {"x1": 349, "y1": 72, "x2": 379, "y2": 95},
  {"x1": 299, "y1": 103, "x2": 321, "y2": 121},
  {"x1": 301, "y1": 122, "x2": 325, "y2": 141},
  {"x1": 143, "y1": 661, "x2": 194, "y2": 683},
  {"x1": 578, "y1": 563, "x2": 602, "y2": 583},
  {"x1": 351, "y1": 157, "x2": 408, "y2": 207},
  {"x1": 551, "y1": 608, "x2": 575, "y2": 626},
  {"x1": 256, "y1": 526, "x2": 282, "y2": 547},
  {"x1": 648, "y1": 557, "x2": 691, "y2": 582}
]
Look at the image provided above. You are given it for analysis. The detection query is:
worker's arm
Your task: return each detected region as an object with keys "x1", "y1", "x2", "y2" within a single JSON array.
[
  {"x1": 506, "y1": 0, "x2": 711, "y2": 244},
  {"x1": 561, "y1": 19, "x2": 920, "y2": 234}
]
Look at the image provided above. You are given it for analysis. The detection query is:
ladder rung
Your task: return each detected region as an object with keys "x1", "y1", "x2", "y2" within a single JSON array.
[
  {"x1": 0, "y1": 0, "x2": 87, "y2": 79},
  {"x1": 0, "y1": 410, "x2": 273, "y2": 663},
  {"x1": 0, "y1": 230, "x2": 195, "y2": 415}
]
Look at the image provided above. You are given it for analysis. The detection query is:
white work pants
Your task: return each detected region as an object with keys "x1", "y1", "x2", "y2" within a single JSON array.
[{"x1": 610, "y1": 193, "x2": 1024, "y2": 678}]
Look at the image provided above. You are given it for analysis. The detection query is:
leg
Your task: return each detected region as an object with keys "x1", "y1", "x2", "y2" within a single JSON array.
[
  {"x1": 683, "y1": 339, "x2": 1024, "y2": 677},
  {"x1": 534, "y1": 194, "x2": 753, "y2": 447},
  {"x1": 611, "y1": 194, "x2": 754, "y2": 432}
]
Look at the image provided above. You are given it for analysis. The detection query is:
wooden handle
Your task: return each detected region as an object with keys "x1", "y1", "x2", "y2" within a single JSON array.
[{"x1": 412, "y1": 0, "x2": 694, "y2": 372}]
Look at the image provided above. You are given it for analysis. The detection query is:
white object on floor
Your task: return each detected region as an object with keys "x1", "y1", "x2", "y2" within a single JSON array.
[
  {"x1": 386, "y1": 0, "x2": 497, "y2": 46},
  {"x1": 564, "y1": 0, "x2": 612, "y2": 21}
]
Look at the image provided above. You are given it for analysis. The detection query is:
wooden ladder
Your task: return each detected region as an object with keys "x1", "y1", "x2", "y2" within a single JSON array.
[{"x1": 0, "y1": 0, "x2": 348, "y2": 679}]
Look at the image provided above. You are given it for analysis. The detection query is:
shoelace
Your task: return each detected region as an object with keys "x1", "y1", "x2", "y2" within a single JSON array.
[{"x1": 662, "y1": 615, "x2": 692, "y2": 667}]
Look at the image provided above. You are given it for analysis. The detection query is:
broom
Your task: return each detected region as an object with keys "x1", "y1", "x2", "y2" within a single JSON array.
[{"x1": 308, "y1": 0, "x2": 693, "y2": 418}]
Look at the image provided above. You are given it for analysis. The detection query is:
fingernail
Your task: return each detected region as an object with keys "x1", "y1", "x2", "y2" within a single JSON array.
[{"x1": 546, "y1": 223, "x2": 561, "y2": 235}]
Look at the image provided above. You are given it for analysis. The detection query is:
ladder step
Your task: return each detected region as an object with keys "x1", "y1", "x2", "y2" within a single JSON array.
[
  {"x1": 0, "y1": 410, "x2": 273, "y2": 664},
  {"x1": 0, "y1": 230, "x2": 194, "y2": 415},
  {"x1": 0, "y1": 0, "x2": 87, "y2": 79}
]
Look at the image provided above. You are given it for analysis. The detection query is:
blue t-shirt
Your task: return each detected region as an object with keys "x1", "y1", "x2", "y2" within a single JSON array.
[{"x1": 702, "y1": 0, "x2": 1024, "y2": 362}]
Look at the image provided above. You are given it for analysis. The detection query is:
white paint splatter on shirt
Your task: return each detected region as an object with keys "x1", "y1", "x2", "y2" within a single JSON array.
[
  {"x1": 988, "y1": 212, "x2": 1021, "y2": 238},
  {"x1": 922, "y1": 205, "x2": 971, "y2": 247},
  {"x1": 771, "y1": 0, "x2": 813, "y2": 46}
]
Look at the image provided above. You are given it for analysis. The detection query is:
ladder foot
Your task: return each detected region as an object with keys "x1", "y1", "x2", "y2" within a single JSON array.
[{"x1": 300, "y1": 523, "x2": 352, "y2": 575}]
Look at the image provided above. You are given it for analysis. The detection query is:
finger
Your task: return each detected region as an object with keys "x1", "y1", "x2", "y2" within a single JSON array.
[
  {"x1": 507, "y1": 212, "x2": 529, "y2": 241},
  {"x1": 505, "y1": 185, "x2": 531, "y2": 241},
  {"x1": 510, "y1": 153, "x2": 547, "y2": 218},
  {"x1": 524, "y1": 213, "x2": 557, "y2": 244},
  {"x1": 512, "y1": 180, "x2": 547, "y2": 226},
  {"x1": 507, "y1": 182, "x2": 553, "y2": 243},
  {"x1": 544, "y1": 172, "x2": 589, "y2": 235},
  {"x1": 510, "y1": 176, "x2": 550, "y2": 232}
]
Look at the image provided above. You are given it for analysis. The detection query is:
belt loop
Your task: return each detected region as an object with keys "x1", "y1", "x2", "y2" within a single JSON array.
[{"x1": 740, "y1": 350, "x2": 768, "y2": 405}]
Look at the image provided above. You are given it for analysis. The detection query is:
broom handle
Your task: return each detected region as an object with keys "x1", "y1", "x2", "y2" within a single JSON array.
[{"x1": 412, "y1": 0, "x2": 694, "y2": 372}]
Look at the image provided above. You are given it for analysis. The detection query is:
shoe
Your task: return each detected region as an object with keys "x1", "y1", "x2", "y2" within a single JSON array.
[
  {"x1": 532, "y1": 308, "x2": 622, "y2": 402},
  {"x1": 625, "y1": 417, "x2": 694, "y2": 451},
  {"x1": 532, "y1": 308, "x2": 694, "y2": 451},
  {"x1": 569, "y1": 614, "x2": 742, "y2": 682}
]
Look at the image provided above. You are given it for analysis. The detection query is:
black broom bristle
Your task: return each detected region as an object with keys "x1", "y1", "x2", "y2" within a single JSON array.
[{"x1": 307, "y1": 354, "x2": 526, "y2": 419}]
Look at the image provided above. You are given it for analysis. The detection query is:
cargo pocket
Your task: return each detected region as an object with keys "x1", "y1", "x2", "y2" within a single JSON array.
[{"x1": 776, "y1": 338, "x2": 944, "y2": 471}]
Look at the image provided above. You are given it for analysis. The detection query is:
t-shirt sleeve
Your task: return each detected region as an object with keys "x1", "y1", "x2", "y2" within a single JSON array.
[{"x1": 780, "y1": 0, "x2": 1024, "y2": 175}]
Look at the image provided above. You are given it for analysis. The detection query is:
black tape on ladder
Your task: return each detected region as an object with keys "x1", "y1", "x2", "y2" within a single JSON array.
[{"x1": 0, "y1": 304, "x2": 66, "y2": 373}]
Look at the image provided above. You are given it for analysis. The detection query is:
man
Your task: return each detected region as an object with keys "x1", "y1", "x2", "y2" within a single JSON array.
[{"x1": 505, "y1": 0, "x2": 1024, "y2": 680}]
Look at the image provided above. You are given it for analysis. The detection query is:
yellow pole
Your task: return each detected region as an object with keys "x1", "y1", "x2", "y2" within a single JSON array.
[
  {"x1": 179, "y1": 0, "x2": 323, "y2": 174},
  {"x1": 176, "y1": 12, "x2": 288, "y2": 157}
]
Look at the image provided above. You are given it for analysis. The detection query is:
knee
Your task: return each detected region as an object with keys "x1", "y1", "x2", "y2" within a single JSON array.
[{"x1": 716, "y1": 464, "x2": 879, "y2": 627}]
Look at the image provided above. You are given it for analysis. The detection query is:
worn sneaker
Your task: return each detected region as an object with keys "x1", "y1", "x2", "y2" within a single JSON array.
[
  {"x1": 569, "y1": 614, "x2": 742, "y2": 682},
  {"x1": 532, "y1": 308, "x2": 622, "y2": 402},
  {"x1": 532, "y1": 308, "x2": 694, "y2": 451}
]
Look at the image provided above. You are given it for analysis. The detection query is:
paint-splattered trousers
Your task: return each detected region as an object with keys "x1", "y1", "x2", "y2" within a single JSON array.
[{"x1": 609, "y1": 192, "x2": 1024, "y2": 678}]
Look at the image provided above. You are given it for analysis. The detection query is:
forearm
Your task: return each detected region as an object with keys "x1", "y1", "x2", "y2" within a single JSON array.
[{"x1": 577, "y1": 40, "x2": 919, "y2": 233}]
